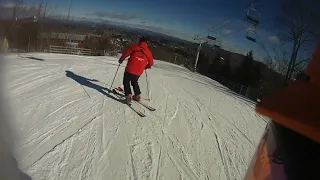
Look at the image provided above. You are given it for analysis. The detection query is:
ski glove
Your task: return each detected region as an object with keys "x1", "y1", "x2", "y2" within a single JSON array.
[
  {"x1": 145, "y1": 65, "x2": 151, "y2": 69},
  {"x1": 118, "y1": 58, "x2": 124, "y2": 64}
]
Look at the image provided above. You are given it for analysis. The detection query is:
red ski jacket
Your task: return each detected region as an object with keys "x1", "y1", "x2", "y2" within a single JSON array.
[{"x1": 119, "y1": 42, "x2": 154, "y2": 76}]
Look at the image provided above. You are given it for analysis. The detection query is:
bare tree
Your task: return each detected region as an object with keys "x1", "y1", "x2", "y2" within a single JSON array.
[
  {"x1": 276, "y1": 0, "x2": 320, "y2": 81},
  {"x1": 6, "y1": 0, "x2": 24, "y2": 36},
  {"x1": 46, "y1": 3, "x2": 59, "y2": 19},
  {"x1": 12, "y1": 0, "x2": 24, "y2": 20},
  {"x1": 43, "y1": 0, "x2": 48, "y2": 18},
  {"x1": 34, "y1": 0, "x2": 50, "y2": 20},
  {"x1": 67, "y1": 0, "x2": 73, "y2": 21},
  {"x1": 290, "y1": 55, "x2": 310, "y2": 78},
  {"x1": 35, "y1": 0, "x2": 49, "y2": 51},
  {"x1": 37, "y1": 0, "x2": 42, "y2": 20},
  {"x1": 260, "y1": 43, "x2": 288, "y2": 74},
  {"x1": 272, "y1": 47, "x2": 289, "y2": 75},
  {"x1": 259, "y1": 43, "x2": 289, "y2": 94},
  {"x1": 261, "y1": 44, "x2": 275, "y2": 70}
]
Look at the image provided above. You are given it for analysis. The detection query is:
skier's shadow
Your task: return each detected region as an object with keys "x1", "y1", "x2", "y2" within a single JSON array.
[
  {"x1": 26, "y1": 56, "x2": 45, "y2": 61},
  {"x1": 65, "y1": 70, "x2": 124, "y2": 104}
]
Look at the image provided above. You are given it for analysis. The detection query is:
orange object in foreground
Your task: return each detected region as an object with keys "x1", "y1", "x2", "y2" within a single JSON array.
[
  {"x1": 256, "y1": 43, "x2": 320, "y2": 143},
  {"x1": 306, "y1": 43, "x2": 320, "y2": 88},
  {"x1": 245, "y1": 43, "x2": 320, "y2": 180},
  {"x1": 256, "y1": 80, "x2": 320, "y2": 143}
]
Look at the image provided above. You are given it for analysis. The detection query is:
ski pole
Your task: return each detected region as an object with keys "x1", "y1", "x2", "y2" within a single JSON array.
[
  {"x1": 145, "y1": 69, "x2": 150, "y2": 101},
  {"x1": 80, "y1": 84, "x2": 91, "y2": 98},
  {"x1": 110, "y1": 63, "x2": 120, "y2": 89}
]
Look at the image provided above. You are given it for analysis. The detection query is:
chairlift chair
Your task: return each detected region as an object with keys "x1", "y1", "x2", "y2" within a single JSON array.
[
  {"x1": 246, "y1": 36, "x2": 256, "y2": 42},
  {"x1": 214, "y1": 40, "x2": 221, "y2": 49},
  {"x1": 205, "y1": 35, "x2": 217, "y2": 47},
  {"x1": 245, "y1": 6, "x2": 260, "y2": 26},
  {"x1": 246, "y1": 30, "x2": 257, "y2": 42},
  {"x1": 207, "y1": 36, "x2": 217, "y2": 41}
]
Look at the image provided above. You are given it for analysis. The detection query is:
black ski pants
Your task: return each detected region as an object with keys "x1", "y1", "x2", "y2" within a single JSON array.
[{"x1": 123, "y1": 72, "x2": 141, "y2": 96}]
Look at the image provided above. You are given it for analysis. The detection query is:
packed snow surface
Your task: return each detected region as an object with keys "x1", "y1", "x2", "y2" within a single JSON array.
[{"x1": 3, "y1": 53, "x2": 267, "y2": 180}]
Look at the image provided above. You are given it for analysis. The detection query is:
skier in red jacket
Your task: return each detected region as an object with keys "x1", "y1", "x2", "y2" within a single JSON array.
[{"x1": 118, "y1": 36, "x2": 154, "y2": 103}]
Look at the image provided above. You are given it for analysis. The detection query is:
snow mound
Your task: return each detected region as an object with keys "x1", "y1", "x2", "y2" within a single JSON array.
[{"x1": 4, "y1": 53, "x2": 267, "y2": 180}]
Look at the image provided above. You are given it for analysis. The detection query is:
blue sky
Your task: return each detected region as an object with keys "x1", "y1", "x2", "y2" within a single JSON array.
[
  {"x1": 74, "y1": 0, "x2": 283, "y2": 60},
  {"x1": 7, "y1": 0, "x2": 287, "y2": 60}
]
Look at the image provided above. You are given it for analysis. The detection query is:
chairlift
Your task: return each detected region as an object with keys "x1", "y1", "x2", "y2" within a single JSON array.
[
  {"x1": 206, "y1": 35, "x2": 216, "y2": 47},
  {"x1": 214, "y1": 40, "x2": 221, "y2": 49},
  {"x1": 245, "y1": 4, "x2": 260, "y2": 26},
  {"x1": 246, "y1": 30, "x2": 257, "y2": 42},
  {"x1": 207, "y1": 35, "x2": 217, "y2": 41},
  {"x1": 193, "y1": 35, "x2": 201, "y2": 41}
]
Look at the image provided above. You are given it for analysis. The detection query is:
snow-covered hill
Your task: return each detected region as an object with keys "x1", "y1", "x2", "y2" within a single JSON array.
[{"x1": 3, "y1": 53, "x2": 267, "y2": 180}]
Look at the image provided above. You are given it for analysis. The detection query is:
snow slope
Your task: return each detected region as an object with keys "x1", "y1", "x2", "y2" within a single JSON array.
[{"x1": 3, "y1": 53, "x2": 267, "y2": 180}]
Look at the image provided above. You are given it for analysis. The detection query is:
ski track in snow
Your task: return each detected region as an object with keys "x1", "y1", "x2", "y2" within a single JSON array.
[{"x1": 3, "y1": 53, "x2": 268, "y2": 180}]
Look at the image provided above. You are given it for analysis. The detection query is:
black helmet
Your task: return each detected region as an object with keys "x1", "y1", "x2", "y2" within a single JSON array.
[{"x1": 139, "y1": 36, "x2": 148, "y2": 43}]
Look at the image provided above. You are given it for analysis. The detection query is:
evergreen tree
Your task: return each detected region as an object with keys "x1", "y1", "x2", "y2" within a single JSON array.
[{"x1": 241, "y1": 50, "x2": 254, "y2": 86}]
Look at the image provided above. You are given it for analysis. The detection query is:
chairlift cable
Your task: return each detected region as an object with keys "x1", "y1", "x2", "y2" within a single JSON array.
[
  {"x1": 217, "y1": 13, "x2": 274, "y2": 41},
  {"x1": 196, "y1": 0, "x2": 265, "y2": 46},
  {"x1": 210, "y1": 1, "x2": 264, "y2": 39},
  {"x1": 205, "y1": 1, "x2": 260, "y2": 37}
]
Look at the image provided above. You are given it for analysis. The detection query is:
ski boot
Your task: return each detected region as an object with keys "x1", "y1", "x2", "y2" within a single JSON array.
[
  {"x1": 132, "y1": 94, "x2": 141, "y2": 102},
  {"x1": 126, "y1": 94, "x2": 132, "y2": 105}
]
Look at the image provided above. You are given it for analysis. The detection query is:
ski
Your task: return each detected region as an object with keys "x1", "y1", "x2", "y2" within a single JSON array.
[
  {"x1": 111, "y1": 89, "x2": 146, "y2": 117},
  {"x1": 134, "y1": 100, "x2": 156, "y2": 111},
  {"x1": 114, "y1": 87, "x2": 156, "y2": 111},
  {"x1": 127, "y1": 104, "x2": 146, "y2": 117}
]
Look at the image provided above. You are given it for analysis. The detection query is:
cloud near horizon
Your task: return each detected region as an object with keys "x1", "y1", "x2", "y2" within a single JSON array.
[
  {"x1": 222, "y1": 29, "x2": 233, "y2": 35},
  {"x1": 90, "y1": 11, "x2": 139, "y2": 21},
  {"x1": 267, "y1": 35, "x2": 280, "y2": 43},
  {"x1": 125, "y1": 23, "x2": 194, "y2": 41}
]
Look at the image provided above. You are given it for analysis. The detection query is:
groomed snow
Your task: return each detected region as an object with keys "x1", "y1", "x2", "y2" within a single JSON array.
[{"x1": 3, "y1": 53, "x2": 267, "y2": 180}]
